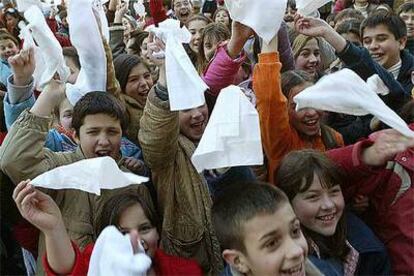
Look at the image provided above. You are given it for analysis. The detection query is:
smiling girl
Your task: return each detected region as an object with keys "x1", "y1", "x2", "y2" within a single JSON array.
[{"x1": 276, "y1": 150, "x2": 392, "y2": 275}]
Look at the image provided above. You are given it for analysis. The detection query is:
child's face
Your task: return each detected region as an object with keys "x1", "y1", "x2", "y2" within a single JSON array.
[
  {"x1": 173, "y1": 0, "x2": 193, "y2": 24},
  {"x1": 58, "y1": 98, "x2": 73, "y2": 131},
  {"x1": 64, "y1": 56, "x2": 80, "y2": 84},
  {"x1": 215, "y1": 10, "x2": 230, "y2": 27},
  {"x1": 0, "y1": 39, "x2": 19, "y2": 61},
  {"x1": 238, "y1": 203, "x2": 308, "y2": 276},
  {"x1": 363, "y1": 24, "x2": 407, "y2": 69},
  {"x1": 203, "y1": 35, "x2": 221, "y2": 62},
  {"x1": 75, "y1": 113, "x2": 122, "y2": 159},
  {"x1": 288, "y1": 83, "x2": 322, "y2": 138},
  {"x1": 5, "y1": 14, "x2": 18, "y2": 29},
  {"x1": 294, "y1": 39, "x2": 321, "y2": 78},
  {"x1": 179, "y1": 104, "x2": 209, "y2": 142},
  {"x1": 118, "y1": 203, "x2": 159, "y2": 258},
  {"x1": 400, "y1": 11, "x2": 414, "y2": 39},
  {"x1": 284, "y1": 6, "x2": 297, "y2": 23},
  {"x1": 291, "y1": 174, "x2": 345, "y2": 237},
  {"x1": 124, "y1": 64, "x2": 153, "y2": 107},
  {"x1": 188, "y1": 19, "x2": 208, "y2": 54}
]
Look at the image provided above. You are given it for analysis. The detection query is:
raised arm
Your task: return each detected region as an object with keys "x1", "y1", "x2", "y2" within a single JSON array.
[
  {"x1": 13, "y1": 180, "x2": 75, "y2": 274},
  {"x1": 138, "y1": 35, "x2": 179, "y2": 169},
  {"x1": 295, "y1": 15, "x2": 410, "y2": 110},
  {"x1": 0, "y1": 81, "x2": 80, "y2": 184},
  {"x1": 202, "y1": 21, "x2": 253, "y2": 97},
  {"x1": 3, "y1": 48, "x2": 36, "y2": 130},
  {"x1": 253, "y1": 36, "x2": 299, "y2": 182}
]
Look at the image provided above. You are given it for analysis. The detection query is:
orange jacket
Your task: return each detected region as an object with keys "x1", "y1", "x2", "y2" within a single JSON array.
[{"x1": 253, "y1": 52, "x2": 343, "y2": 184}]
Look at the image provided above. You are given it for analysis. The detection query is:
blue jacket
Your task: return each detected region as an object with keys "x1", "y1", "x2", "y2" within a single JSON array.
[
  {"x1": 309, "y1": 212, "x2": 392, "y2": 276},
  {"x1": 0, "y1": 59, "x2": 11, "y2": 87}
]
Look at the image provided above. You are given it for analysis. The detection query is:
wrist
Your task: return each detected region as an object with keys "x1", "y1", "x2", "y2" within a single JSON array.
[
  {"x1": 227, "y1": 38, "x2": 246, "y2": 59},
  {"x1": 13, "y1": 75, "x2": 32, "y2": 86}
]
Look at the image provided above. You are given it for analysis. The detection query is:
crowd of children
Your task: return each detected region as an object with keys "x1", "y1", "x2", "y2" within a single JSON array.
[{"x1": 0, "y1": 0, "x2": 413, "y2": 275}]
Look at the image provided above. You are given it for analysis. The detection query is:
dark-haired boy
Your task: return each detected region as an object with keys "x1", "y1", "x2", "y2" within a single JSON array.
[
  {"x1": 0, "y1": 83, "x2": 153, "y2": 273},
  {"x1": 211, "y1": 181, "x2": 321, "y2": 276},
  {"x1": 295, "y1": 11, "x2": 414, "y2": 144}
]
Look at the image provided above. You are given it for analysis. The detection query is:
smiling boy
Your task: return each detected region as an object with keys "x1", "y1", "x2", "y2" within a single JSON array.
[{"x1": 212, "y1": 182, "x2": 321, "y2": 276}]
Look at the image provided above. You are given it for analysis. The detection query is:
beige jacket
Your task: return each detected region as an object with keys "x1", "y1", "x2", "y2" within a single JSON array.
[
  {"x1": 139, "y1": 90, "x2": 223, "y2": 275},
  {"x1": 121, "y1": 94, "x2": 145, "y2": 146}
]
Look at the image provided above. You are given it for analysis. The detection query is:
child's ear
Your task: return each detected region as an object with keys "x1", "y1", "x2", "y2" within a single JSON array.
[
  {"x1": 222, "y1": 249, "x2": 250, "y2": 274},
  {"x1": 398, "y1": 36, "x2": 408, "y2": 50},
  {"x1": 73, "y1": 131, "x2": 80, "y2": 144}
]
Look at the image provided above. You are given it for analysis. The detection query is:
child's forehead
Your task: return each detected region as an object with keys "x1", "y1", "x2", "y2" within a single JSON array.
[
  {"x1": 363, "y1": 24, "x2": 395, "y2": 38},
  {"x1": 0, "y1": 38, "x2": 16, "y2": 46}
]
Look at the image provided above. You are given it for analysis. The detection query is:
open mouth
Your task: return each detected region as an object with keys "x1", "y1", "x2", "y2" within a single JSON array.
[
  {"x1": 180, "y1": 10, "x2": 190, "y2": 20},
  {"x1": 303, "y1": 119, "x2": 318, "y2": 127},
  {"x1": 371, "y1": 53, "x2": 384, "y2": 62},
  {"x1": 95, "y1": 150, "x2": 112, "y2": 157},
  {"x1": 280, "y1": 263, "x2": 304, "y2": 276},
  {"x1": 316, "y1": 213, "x2": 336, "y2": 222}
]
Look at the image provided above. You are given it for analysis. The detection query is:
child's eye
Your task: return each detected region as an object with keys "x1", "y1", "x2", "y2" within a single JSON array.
[
  {"x1": 305, "y1": 194, "x2": 319, "y2": 200},
  {"x1": 265, "y1": 238, "x2": 279, "y2": 250}
]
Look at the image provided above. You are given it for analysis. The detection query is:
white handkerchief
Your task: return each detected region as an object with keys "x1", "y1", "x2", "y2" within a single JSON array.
[
  {"x1": 88, "y1": 226, "x2": 152, "y2": 276},
  {"x1": 293, "y1": 69, "x2": 414, "y2": 138},
  {"x1": 134, "y1": 0, "x2": 146, "y2": 17},
  {"x1": 18, "y1": 21, "x2": 47, "y2": 90},
  {"x1": 31, "y1": 157, "x2": 148, "y2": 195},
  {"x1": 296, "y1": 0, "x2": 332, "y2": 16},
  {"x1": 65, "y1": 0, "x2": 107, "y2": 106},
  {"x1": 16, "y1": 0, "x2": 42, "y2": 12},
  {"x1": 148, "y1": 19, "x2": 207, "y2": 111},
  {"x1": 191, "y1": 85, "x2": 263, "y2": 172},
  {"x1": 21, "y1": 5, "x2": 70, "y2": 88},
  {"x1": 224, "y1": 0, "x2": 287, "y2": 44}
]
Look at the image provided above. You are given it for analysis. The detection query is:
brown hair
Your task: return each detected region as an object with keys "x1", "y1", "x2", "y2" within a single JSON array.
[
  {"x1": 94, "y1": 190, "x2": 159, "y2": 238},
  {"x1": 212, "y1": 7, "x2": 231, "y2": 29},
  {"x1": 197, "y1": 22, "x2": 230, "y2": 73},
  {"x1": 0, "y1": 32, "x2": 18, "y2": 47},
  {"x1": 212, "y1": 181, "x2": 289, "y2": 254},
  {"x1": 72, "y1": 91, "x2": 128, "y2": 135},
  {"x1": 291, "y1": 34, "x2": 320, "y2": 60},
  {"x1": 184, "y1": 13, "x2": 212, "y2": 29},
  {"x1": 62, "y1": 47, "x2": 80, "y2": 69},
  {"x1": 276, "y1": 150, "x2": 349, "y2": 260},
  {"x1": 281, "y1": 70, "x2": 314, "y2": 98}
]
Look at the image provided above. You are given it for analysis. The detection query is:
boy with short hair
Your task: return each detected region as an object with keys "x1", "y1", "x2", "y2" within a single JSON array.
[
  {"x1": 398, "y1": 2, "x2": 414, "y2": 54},
  {"x1": 0, "y1": 32, "x2": 19, "y2": 87},
  {"x1": 212, "y1": 181, "x2": 320, "y2": 276},
  {"x1": 0, "y1": 83, "x2": 153, "y2": 273},
  {"x1": 295, "y1": 11, "x2": 414, "y2": 144}
]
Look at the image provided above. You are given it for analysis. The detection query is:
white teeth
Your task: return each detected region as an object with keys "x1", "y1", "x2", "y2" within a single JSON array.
[{"x1": 317, "y1": 214, "x2": 335, "y2": 221}]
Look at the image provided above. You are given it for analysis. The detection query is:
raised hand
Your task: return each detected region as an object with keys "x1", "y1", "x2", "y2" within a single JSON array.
[
  {"x1": 362, "y1": 129, "x2": 414, "y2": 166},
  {"x1": 121, "y1": 157, "x2": 146, "y2": 175},
  {"x1": 227, "y1": 21, "x2": 255, "y2": 59},
  {"x1": 114, "y1": 2, "x2": 129, "y2": 24},
  {"x1": 13, "y1": 180, "x2": 63, "y2": 234},
  {"x1": 294, "y1": 14, "x2": 330, "y2": 38},
  {"x1": 146, "y1": 32, "x2": 166, "y2": 67},
  {"x1": 9, "y1": 47, "x2": 36, "y2": 86}
]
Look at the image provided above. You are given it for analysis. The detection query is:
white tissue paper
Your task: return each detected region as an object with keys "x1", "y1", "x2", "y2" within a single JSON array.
[
  {"x1": 65, "y1": 0, "x2": 108, "y2": 106},
  {"x1": 296, "y1": 0, "x2": 332, "y2": 16},
  {"x1": 148, "y1": 19, "x2": 207, "y2": 111},
  {"x1": 88, "y1": 226, "x2": 152, "y2": 276},
  {"x1": 134, "y1": 0, "x2": 147, "y2": 18},
  {"x1": 191, "y1": 85, "x2": 263, "y2": 172},
  {"x1": 31, "y1": 157, "x2": 148, "y2": 195},
  {"x1": 293, "y1": 69, "x2": 414, "y2": 138},
  {"x1": 224, "y1": 0, "x2": 287, "y2": 44},
  {"x1": 18, "y1": 5, "x2": 70, "y2": 88},
  {"x1": 16, "y1": 0, "x2": 42, "y2": 12}
]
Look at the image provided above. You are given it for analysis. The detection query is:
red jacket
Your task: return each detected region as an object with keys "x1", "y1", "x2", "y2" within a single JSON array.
[
  {"x1": 327, "y1": 125, "x2": 414, "y2": 275},
  {"x1": 43, "y1": 242, "x2": 202, "y2": 276}
]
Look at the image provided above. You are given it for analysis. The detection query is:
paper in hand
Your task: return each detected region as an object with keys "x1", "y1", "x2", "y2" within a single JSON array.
[
  {"x1": 191, "y1": 85, "x2": 263, "y2": 172},
  {"x1": 31, "y1": 157, "x2": 148, "y2": 195},
  {"x1": 88, "y1": 226, "x2": 151, "y2": 276},
  {"x1": 293, "y1": 69, "x2": 414, "y2": 138},
  {"x1": 20, "y1": 5, "x2": 70, "y2": 88},
  {"x1": 224, "y1": 0, "x2": 287, "y2": 44},
  {"x1": 65, "y1": 0, "x2": 108, "y2": 106},
  {"x1": 296, "y1": 0, "x2": 333, "y2": 16},
  {"x1": 148, "y1": 19, "x2": 207, "y2": 111}
]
